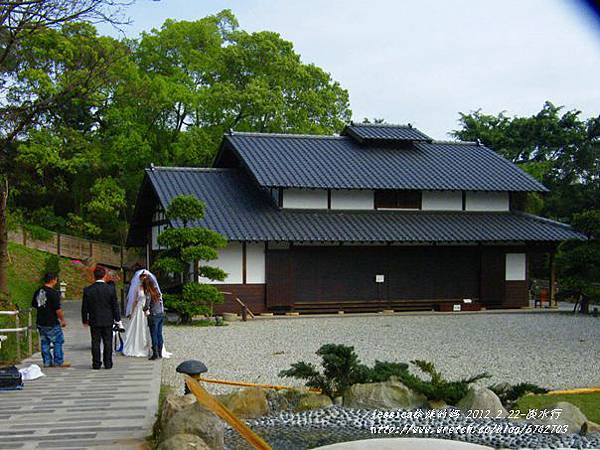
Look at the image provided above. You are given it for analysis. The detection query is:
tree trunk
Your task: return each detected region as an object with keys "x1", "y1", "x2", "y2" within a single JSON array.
[{"x1": 0, "y1": 178, "x2": 9, "y2": 305}]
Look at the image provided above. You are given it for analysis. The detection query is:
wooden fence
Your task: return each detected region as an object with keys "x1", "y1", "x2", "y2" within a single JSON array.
[{"x1": 8, "y1": 226, "x2": 139, "y2": 268}]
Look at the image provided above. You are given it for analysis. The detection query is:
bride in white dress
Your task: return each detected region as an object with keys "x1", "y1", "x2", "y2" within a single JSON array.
[{"x1": 122, "y1": 270, "x2": 171, "y2": 358}]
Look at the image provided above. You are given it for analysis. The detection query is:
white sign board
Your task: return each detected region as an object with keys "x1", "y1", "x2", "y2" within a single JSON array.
[
  {"x1": 375, "y1": 274, "x2": 385, "y2": 283},
  {"x1": 453, "y1": 304, "x2": 462, "y2": 312}
]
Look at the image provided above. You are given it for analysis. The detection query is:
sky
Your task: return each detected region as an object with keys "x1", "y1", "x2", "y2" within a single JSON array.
[{"x1": 98, "y1": 0, "x2": 600, "y2": 139}]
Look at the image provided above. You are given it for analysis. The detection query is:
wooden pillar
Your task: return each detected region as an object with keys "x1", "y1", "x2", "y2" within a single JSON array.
[
  {"x1": 549, "y1": 251, "x2": 557, "y2": 308},
  {"x1": 145, "y1": 243, "x2": 150, "y2": 270},
  {"x1": 242, "y1": 242, "x2": 247, "y2": 284}
]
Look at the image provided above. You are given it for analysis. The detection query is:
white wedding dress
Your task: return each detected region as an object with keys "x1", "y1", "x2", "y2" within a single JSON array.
[{"x1": 122, "y1": 289, "x2": 171, "y2": 358}]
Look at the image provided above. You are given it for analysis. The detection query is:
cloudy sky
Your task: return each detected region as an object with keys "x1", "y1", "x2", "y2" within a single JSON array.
[{"x1": 99, "y1": 0, "x2": 600, "y2": 139}]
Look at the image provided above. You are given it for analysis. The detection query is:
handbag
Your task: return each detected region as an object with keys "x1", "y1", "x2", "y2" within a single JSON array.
[{"x1": 0, "y1": 365, "x2": 24, "y2": 390}]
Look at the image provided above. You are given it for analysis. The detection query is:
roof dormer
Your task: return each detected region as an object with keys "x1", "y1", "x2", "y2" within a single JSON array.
[{"x1": 341, "y1": 122, "x2": 432, "y2": 145}]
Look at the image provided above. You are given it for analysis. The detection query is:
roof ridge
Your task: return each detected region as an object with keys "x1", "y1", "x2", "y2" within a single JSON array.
[
  {"x1": 147, "y1": 166, "x2": 234, "y2": 172},
  {"x1": 349, "y1": 122, "x2": 415, "y2": 129},
  {"x1": 227, "y1": 131, "x2": 345, "y2": 139},
  {"x1": 427, "y1": 140, "x2": 479, "y2": 146}
]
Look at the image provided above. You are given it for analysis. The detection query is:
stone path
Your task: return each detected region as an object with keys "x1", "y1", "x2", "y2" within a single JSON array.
[{"x1": 0, "y1": 301, "x2": 162, "y2": 450}]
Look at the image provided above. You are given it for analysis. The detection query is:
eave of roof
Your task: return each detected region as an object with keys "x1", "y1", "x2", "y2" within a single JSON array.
[{"x1": 136, "y1": 167, "x2": 581, "y2": 245}]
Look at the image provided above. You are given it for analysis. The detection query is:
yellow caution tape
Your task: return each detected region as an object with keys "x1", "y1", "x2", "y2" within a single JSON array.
[
  {"x1": 185, "y1": 375, "x2": 273, "y2": 450},
  {"x1": 546, "y1": 387, "x2": 600, "y2": 396},
  {"x1": 195, "y1": 375, "x2": 321, "y2": 393}
]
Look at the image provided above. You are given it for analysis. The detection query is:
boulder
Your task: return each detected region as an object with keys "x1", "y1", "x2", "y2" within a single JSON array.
[
  {"x1": 295, "y1": 393, "x2": 334, "y2": 412},
  {"x1": 343, "y1": 380, "x2": 427, "y2": 410},
  {"x1": 161, "y1": 393, "x2": 197, "y2": 428},
  {"x1": 158, "y1": 433, "x2": 210, "y2": 450},
  {"x1": 217, "y1": 387, "x2": 269, "y2": 418},
  {"x1": 428, "y1": 399, "x2": 448, "y2": 410},
  {"x1": 533, "y1": 401, "x2": 589, "y2": 434},
  {"x1": 457, "y1": 387, "x2": 507, "y2": 418},
  {"x1": 582, "y1": 420, "x2": 600, "y2": 435},
  {"x1": 162, "y1": 403, "x2": 224, "y2": 449}
]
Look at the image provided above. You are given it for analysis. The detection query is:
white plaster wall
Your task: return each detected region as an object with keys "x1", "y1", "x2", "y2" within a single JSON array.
[
  {"x1": 282, "y1": 188, "x2": 328, "y2": 209},
  {"x1": 330, "y1": 190, "x2": 374, "y2": 210},
  {"x1": 465, "y1": 192, "x2": 509, "y2": 211},
  {"x1": 151, "y1": 224, "x2": 167, "y2": 250},
  {"x1": 505, "y1": 253, "x2": 526, "y2": 281},
  {"x1": 246, "y1": 242, "x2": 265, "y2": 283},
  {"x1": 421, "y1": 191, "x2": 463, "y2": 211},
  {"x1": 199, "y1": 242, "x2": 243, "y2": 284}
]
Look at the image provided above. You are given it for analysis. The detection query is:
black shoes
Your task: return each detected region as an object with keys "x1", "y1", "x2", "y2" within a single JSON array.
[{"x1": 149, "y1": 346, "x2": 158, "y2": 360}]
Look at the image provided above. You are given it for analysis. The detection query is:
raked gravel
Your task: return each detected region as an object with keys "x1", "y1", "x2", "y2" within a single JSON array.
[{"x1": 162, "y1": 312, "x2": 600, "y2": 394}]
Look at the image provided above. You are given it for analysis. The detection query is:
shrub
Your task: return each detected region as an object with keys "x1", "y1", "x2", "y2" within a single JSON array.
[
  {"x1": 279, "y1": 344, "x2": 372, "y2": 398},
  {"x1": 368, "y1": 360, "x2": 410, "y2": 382},
  {"x1": 43, "y1": 254, "x2": 61, "y2": 281},
  {"x1": 396, "y1": 360, "x2": 490, "y2": 405},
  {"x1": 489, "y1": 382, "x2": 548, "y2": 408},
  {"x1": 279, "y1": 344, "x2": 410, "y2": 398}
]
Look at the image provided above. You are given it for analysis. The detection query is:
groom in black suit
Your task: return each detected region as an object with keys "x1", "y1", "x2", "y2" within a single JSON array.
[{"x1": 82, "y1": 266, "x2": 121, "y2": 369}]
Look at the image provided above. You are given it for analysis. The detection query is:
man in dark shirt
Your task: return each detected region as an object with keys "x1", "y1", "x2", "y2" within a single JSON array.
[
  {"x1": 32, "y1": 273, "x2": 70, "y2": 368},
  {"x1": 82, "y1": 266, "x2": 121, "y2": 369}
]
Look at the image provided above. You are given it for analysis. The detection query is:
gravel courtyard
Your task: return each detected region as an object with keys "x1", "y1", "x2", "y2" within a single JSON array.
[{"x1": 162, "y1": 312, "x2": 600, "y2": 394}]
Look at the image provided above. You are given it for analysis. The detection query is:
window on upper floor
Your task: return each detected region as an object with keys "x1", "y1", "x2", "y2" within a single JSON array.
[{"x1": 375, "y1": 190, "x2": 422, "y2": 209}]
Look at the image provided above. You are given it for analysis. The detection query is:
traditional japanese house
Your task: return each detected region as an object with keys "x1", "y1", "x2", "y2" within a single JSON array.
[{"x1": 127, "y1": 123, "x2": 584, "y2": 314}]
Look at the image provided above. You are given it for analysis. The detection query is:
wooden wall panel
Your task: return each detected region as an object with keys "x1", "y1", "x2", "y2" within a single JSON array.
[
  {"x1": 289, "y1": 246, "x2": 480, "y2": 303},
  {"x1": 265, "y1": 250, "x2": 292, "y2": 308},
  {"x1": 504, "y1": 281, "x2": 528, "y2": 308},
  {"x1": 214, "y1": 284, "x2": 266, "y2": 314},
  {"x1": 479, "y1": 247, "x2": 505, "y2": 308}
]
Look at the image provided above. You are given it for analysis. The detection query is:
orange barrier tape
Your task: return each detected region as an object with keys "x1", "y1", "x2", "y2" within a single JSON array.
[
  {"x1": 195, "y1": 375, "x2": 322, "y2": 393},
  {"x1": 185, "y1": 375, "x2": 273, "y2": 450}
]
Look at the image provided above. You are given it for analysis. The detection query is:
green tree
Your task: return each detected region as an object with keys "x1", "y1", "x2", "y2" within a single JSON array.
[
  {"x1": 556, "y1": 209, "x2": 600, "y2": 312},
  {"x1": 0, "y1": 0, "x2": 131, "y2": 304},
  {"x1": 152, "y1": 195, "x2": 227, "y2": 323}
]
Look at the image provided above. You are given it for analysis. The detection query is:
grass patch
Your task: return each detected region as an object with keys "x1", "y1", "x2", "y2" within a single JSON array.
[
  {"x1": 149, "y1": 384, "x2": 174, "y2": 448},
  {"x1": 516, "y1": 392, "x2": 600, "y2": 423},
  {"x1": 1, "y1": 242, "x2": 93, "y2": 364}
]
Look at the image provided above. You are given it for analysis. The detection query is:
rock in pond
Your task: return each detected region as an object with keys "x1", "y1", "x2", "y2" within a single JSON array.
[
  {"x1": 533, "y1": 401, "x2": 590, "y2": 434},
  {"x1": 343, "y1": 379, "x2": 427, "y2": 410},
  {"x1": 162, "y1": 403, "x2": 224, "y2": 450},
  {"x1": 217, "y1": 387, "x2": 270, "y2": 418},
  {"x1": 296, "y1": 393, "x2": 334, "y2": 412},
  {"x1": 457, "y1": 387, "x2": 507, "y2": 418},
  {"x1": 158, "y1": 433, "x2": 210, "y2": 450}
]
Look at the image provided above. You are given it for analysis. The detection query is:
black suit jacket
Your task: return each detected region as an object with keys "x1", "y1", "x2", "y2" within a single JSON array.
[{"x1": 82, "y1": 281, "x2": 121, "y2": 327}]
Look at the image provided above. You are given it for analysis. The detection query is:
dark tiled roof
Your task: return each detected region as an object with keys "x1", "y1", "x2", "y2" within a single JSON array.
[
  {"x1": 143, "y1": 168, "x2": 582, "y2": 243},
  {"x1": 220, "y1": 133, "x2": 547, "y2": 192},
  {"x1": 342, "y1": 123, "x2": 432, "y2": 142}
]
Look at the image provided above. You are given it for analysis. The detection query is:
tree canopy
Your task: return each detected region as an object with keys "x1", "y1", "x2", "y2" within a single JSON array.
[
  {"x1": 453, "y1": 102, "x2": 600, "y2": 220},
  {"x1": 6, "y1": 10, "x2": 351, "y2": 245}
]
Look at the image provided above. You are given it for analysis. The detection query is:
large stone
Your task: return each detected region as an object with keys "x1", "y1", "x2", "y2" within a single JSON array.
[
  {"x1": 343, "y1": 380, "x2": 427, "y2": 410},
  {"x1": 296, "y1": 393, "x2": 334, "y2": 412},
  {"x1": 582, "y1": 420, "x2": 600, "y2": 435},
  {"x1": 457, "y1": 387, "x2": 508, "y2": 418},
  {"x1": 158, "y1": 433, "x2": 210, "y2": 450},
  {"x1": 217, "y1": 387, "x2": 270, "y2": 418},
  {"x1": 161, "y1": 393, "x2": 197, "y2": 428},
  {"x1": 162, "y1": 403, "x2": 224, "y2": 449},
  {"x1": 532, "y1": 401, "x2": 589, "y2": 434}
]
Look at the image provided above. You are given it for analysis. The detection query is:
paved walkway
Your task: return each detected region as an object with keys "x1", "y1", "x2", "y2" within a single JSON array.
[{"x1": 0, "y1": 301, "x2": 162, "y2": 450}]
